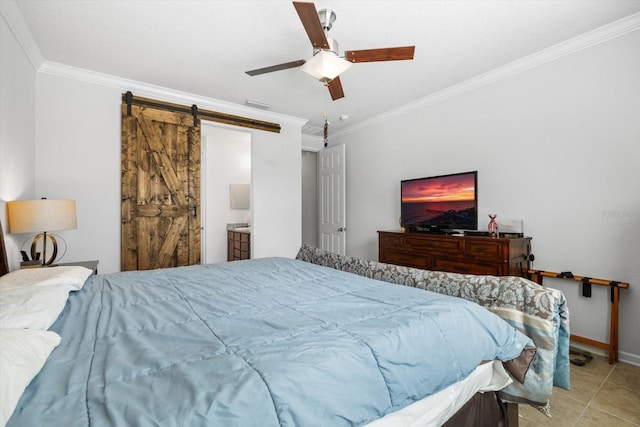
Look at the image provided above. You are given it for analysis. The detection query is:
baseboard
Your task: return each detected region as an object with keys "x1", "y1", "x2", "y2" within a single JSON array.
[
  {"x1": 619, "y1": 351, "x2": 640, "y2": 367},
  {"x1": 569, "y1": 341, "x2": 640, "y2": 367}
]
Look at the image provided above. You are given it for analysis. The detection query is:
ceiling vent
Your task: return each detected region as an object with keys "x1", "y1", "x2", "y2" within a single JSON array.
[{"x1": 244, "y1": 99, "x2": 272, "y2": 110}]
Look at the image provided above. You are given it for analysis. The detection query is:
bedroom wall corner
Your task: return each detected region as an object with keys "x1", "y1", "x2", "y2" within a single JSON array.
[
  {"x1": 32, "y1": 70, "x2": 304, "y2": 273},
  {"x1": 0, "y1": 11, "x2": 37, "y2": 271},
  {"x1": 251, "y1": 122, "x2": 303, "y2": 259},
  {"x1": 34, "y1": 73, "x2": 121, "y2": 273},
  {"x1": 331, "y1": 30, "x2": 640, "y2": 364}
]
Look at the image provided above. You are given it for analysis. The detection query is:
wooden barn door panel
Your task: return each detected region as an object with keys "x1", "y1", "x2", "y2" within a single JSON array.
[{"x1": 121, "y1": 103, "x2": 201, "y2": 271}]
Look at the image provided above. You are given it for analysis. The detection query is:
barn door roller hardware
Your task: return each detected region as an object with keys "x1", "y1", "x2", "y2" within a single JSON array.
[{"x1": 121, "y1": 91, "x2": 281, "y2": 133}]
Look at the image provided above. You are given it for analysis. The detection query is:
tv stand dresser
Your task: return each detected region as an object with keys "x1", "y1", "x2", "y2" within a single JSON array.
[{"x1": 378, "y1": 231, "x2": 531, "y2": 277}]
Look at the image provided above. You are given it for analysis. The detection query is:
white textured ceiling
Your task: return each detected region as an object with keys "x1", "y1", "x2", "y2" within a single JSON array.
[{"x1": 13, "y1": 0, "x2": 640, "y2": 135}]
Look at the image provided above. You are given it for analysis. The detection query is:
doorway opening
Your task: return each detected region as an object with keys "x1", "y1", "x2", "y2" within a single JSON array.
[
  {"x1": 302, "y1": 150, "x2": 318, "y2": 248},
  {"x1": 201, "y1": 123, "x2": 252, "y2": 264},
  {"x1": 301, "y1": 144, "x2": 346, "y2": 255}
]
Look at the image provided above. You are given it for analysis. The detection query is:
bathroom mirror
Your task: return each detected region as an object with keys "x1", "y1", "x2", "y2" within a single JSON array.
[{"x1": 230, "y1": 183, "x2": 250, "y2": 209}]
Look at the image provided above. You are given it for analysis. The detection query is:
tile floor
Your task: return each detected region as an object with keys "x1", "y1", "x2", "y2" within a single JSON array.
[{"x1": 518, "y1": 354, "x2": 640, "y2": 426}]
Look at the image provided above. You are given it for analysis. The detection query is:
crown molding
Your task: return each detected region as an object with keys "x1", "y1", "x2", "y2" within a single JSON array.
[
  {"x1": 0, "y1": 0, "x2": 44, "y2": 70},
  {"x1": 333, "y1": 12, "x2": 640, "y2": 140},
  {"x1": 38, "y1": 61, "x2": 307, "y2": 128},
  {"x1": 0, "y1": 0, "x2": 304, "y2": 127},
  {"x1": 301, "y1": 134, "x2": 324, "y2": 152},
  {"x1": 4, "y1": 0, "x2": 638, "y2": 136},
  {"x1": 0, "y1": 0, "x2": 303, "y2": 128}
]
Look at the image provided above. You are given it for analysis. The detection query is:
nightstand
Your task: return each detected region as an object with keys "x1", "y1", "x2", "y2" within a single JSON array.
[{"x1": 57, "y1": 260, "x2": 99, "y2": 275}]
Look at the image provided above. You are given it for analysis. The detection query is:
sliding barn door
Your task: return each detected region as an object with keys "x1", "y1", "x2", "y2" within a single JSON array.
[{"x1": 121, "y1": 103, "x2": 201, "y2": 271}]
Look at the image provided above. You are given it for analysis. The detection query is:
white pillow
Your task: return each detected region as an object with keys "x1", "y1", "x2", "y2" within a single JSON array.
[
  {"x1": 0, "y1": 266, "x2": 92, "y2": 291},
  {"x1": 0, "y1": 284, "x2": 74, "y2": 330},
  {"x1": 0, "y1": 328, "x2": 61, "y2": 427}
]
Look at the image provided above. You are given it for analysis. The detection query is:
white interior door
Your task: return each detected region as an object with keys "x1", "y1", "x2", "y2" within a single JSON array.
[{"x1": 318, "y1": 144, "x2": 346, "y2": 255}]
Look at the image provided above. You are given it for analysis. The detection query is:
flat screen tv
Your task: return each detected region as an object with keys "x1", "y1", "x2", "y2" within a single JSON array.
[{"x1": 401, "y1": 171, "x2": 478, "y2": 232}]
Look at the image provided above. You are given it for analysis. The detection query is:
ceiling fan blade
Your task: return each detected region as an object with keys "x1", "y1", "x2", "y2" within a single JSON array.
[
  {"x1": 345, "y1": 46, "x2": 415, "y2": 63},
  {"x1": 293, "y1": 1, "x2": 330, "y2": 50},
  {"x1": 245, "y1": 60, "x2": 306, "y2": 76},
  {"x1": 327, "y1": 76, "x2": 344, "y2": 101}
]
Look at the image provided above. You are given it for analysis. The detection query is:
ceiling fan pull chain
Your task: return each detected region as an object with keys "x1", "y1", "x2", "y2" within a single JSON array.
[{"x1": 323, "y1": 112, "x2": 329, "y2": 148}]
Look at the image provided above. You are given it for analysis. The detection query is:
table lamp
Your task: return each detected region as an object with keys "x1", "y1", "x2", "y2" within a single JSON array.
[{"x1": 6, "y1": 198, "x2": 77, "y2": 266}]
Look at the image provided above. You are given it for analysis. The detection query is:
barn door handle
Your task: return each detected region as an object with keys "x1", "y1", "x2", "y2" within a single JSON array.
[{"x1": 190, "y1": 205, "x2": 198, "y2": 218}]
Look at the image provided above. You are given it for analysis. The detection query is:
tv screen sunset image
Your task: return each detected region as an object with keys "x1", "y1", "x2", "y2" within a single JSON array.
[{"x1": 401, "y1": 173, "x2": 476, "y2": 228}]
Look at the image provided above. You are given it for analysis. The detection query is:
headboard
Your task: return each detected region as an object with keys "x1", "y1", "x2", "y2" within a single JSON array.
[{"x1": 0, "y1": 220, "x2": 9, "y2": 276}]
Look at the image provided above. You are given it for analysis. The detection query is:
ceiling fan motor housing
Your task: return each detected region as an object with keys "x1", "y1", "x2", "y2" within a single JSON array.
[
  {"x1": 318, "y1": 9, "x2": 336, "y2": 31},
  {"x1": 313, "y1": 38, "x2": 341, "y2": 57}
]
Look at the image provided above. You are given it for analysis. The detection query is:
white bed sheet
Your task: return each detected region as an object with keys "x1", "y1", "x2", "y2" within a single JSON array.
[{"x1": 366, "y1": 361, "x2": 512, "y2": 427}]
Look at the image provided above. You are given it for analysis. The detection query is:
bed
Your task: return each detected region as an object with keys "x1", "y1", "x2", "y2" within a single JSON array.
[{"x1": 0, "y1": 232, "x2": 569, "y2": 426}]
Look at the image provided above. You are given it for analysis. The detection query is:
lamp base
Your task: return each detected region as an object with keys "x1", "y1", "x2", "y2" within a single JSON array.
[
  {"x1": 20, "y1": 263, "x2": 60, "y2": 269},
  {"x1": 20, "y1": 260, "x2": 43, "y2": 269},
  {"x1": 29, "y1": 233, "x2": 58, "y2": 266}
]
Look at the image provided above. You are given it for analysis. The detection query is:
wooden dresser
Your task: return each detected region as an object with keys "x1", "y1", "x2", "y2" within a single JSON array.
[
  {"x1": 378, "y1": 231, "x2": 531, "y2": 277},
  {"x1": 227, "y1": 230, "x2": 251, "y2": 261}
]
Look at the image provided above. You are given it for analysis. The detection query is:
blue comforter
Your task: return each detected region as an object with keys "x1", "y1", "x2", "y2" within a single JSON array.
[{"x1": 9, "y1": 258, "x2": 532, "y2": 426}]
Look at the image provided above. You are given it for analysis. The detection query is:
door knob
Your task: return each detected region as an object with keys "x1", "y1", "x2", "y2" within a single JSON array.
[{"x1": 338, "y1": 227, "x2": 347, "y2": 232}]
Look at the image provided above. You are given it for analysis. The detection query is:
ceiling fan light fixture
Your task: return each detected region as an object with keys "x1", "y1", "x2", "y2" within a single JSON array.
[{"x1": 300, "y1": 50, "x2": 352, "y2": 84}]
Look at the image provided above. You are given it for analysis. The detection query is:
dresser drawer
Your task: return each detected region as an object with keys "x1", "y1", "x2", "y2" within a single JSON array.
[
  {"x1": 379, "y1": 233, "x2": 404, "y2": 248},
  {"x1": 433, "y1": 259, "x2": 501, "y2": 276},
  {"x1": 381, "y1": 250, "x2": 429, "y2": 269},
  {"x1": 404, "y1": 236, "x2": 462, "y2": 254},
  {"x1": 465, "y1": 240, "x2": 504, "y2": 261}
]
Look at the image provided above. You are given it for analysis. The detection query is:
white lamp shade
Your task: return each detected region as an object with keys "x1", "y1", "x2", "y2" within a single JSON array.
[
  {"x1": 300, "y1": 50, "x2": 352, "y2": 83},
  {"x1": 7, "y1": 199, "x2": 77, "y2": 234}
]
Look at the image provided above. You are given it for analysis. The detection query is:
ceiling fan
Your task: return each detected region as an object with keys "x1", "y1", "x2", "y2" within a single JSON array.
[{"x1": 245, "y1": 1, "x2": 415, "y2": 101}]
